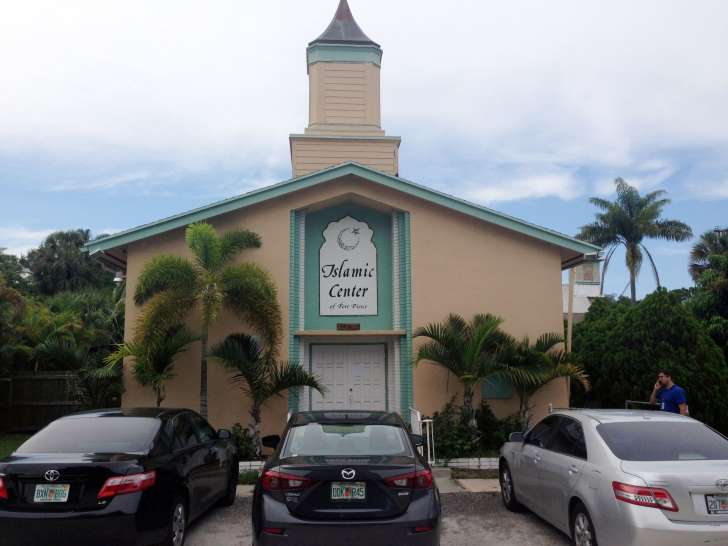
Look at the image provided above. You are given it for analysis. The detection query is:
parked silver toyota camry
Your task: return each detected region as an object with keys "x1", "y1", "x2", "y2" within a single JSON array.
[{"x1": 499, "y1": 410, "x2": 728, "y2": 546}]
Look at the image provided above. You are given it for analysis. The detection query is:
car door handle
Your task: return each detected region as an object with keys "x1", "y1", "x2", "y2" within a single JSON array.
[
  {"x1": 569, "y1": 465, "x2": 580, "y2": 475},
  {"x1": 534, "y1": 455, "x2": 542, "y2": 464}
]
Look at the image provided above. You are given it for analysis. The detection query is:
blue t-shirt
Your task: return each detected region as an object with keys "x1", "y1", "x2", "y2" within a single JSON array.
[{"x1": 656, "y1": 385, "x2": 687, "y2": 414}]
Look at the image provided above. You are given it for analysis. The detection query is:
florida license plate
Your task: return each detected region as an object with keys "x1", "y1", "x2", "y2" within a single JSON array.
[
  {"x1": 706, "y1": 494, "x2": 728, "y2": 514},
  {"x1": 33, "y1": 484, "x2": 70, "y2": 503},
  {"x1": 330, "y1": 482, "x2": 366, "y2": 501}
]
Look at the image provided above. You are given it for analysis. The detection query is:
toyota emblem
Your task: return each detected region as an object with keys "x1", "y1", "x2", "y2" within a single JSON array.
[
  {"x1": 44, "y1": 470, "x2": 60, "y2": 482},
  {"x1": 341, "y1": 468, "x2": 356, "y2": 480},
  {"x1": 717, "y1": 479, "x2": 728, "y2": 492}
]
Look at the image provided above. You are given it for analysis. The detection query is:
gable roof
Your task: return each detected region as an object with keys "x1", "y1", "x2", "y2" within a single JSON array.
[{"x1": 86, "y1": 162, "x2": 599, "y2": 267}]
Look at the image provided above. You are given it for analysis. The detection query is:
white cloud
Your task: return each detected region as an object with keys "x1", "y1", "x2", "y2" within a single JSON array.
[
  {"x1": 685, "y1": 179, "x2": 728, "y2": 200},
  {"x1": 0, "y1": 227, "x2": 56, "y2": 256},
  {"x1": 464, "y1": 172, "x2": 580, "y2": 204},
  {"x1": 594, "y1": 160, "x2": 678, "y2": 195},
  {"x1": 0, "y1": 0, "x2": 727, "y2": 198}
]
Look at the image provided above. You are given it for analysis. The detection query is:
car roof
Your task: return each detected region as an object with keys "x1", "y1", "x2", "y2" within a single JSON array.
[
  {"x1": 290, "y1": 411, "x2": 404, "y2": 426},
  {"x1": 553, "y1": 409, "x2": 694, "y2": 424},
  {"x1": 60, "y1": 408, "x2": 192, "y2": 420}
]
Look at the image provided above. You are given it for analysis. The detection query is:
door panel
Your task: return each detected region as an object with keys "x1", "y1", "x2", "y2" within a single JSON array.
[
  {"x1": 519, "y1": 415, "x2": 561, "y2": 513},
  {"x1": 311, "y1": 345, "x2": 386, "y2": 411},
  {"x1": 537, "y1": 417, "x2": 587, "y2": 529}
]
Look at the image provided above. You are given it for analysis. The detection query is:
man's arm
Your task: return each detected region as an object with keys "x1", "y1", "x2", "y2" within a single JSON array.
[
  {"x1": 679, "y1": 404, "x2": 688, "y2": 416},
  {"x1": 649, "y1": 381, "x2": 661, "y2": 405}
]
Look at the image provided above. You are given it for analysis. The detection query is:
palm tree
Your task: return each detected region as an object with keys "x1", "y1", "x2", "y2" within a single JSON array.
[
  {"x1": 134, "y1": 222, "x2": 281, "y2": 418},
  {"x1": 414, "y1": 314, "x2": 534, "y2": 428},
  {"x1": 104, "y1": 324, "x2": 197, "y2": 407},
  {"x1": 211, "y1": 333, "x2": 324, "y2": 456},
  {"x1": 690, "y1": 229, "x2": 728, "y2": 282},
  {"x1": 501, "y1": 333, "x2": 590, "y2": 428},
  {"x1": 577, "y1": 178, "x2": 692, "y2": 302}
]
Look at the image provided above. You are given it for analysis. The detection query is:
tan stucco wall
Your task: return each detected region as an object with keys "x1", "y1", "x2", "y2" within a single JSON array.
[
  {"x1": 121, "y1": 174, "x2": 568, "y2": 437},
  {"x1": 307, "y1": 62, "x2": 381, "y2": 132},
  {"x1": 290, "y1": 138, "x2": 399, "y2": 177}
]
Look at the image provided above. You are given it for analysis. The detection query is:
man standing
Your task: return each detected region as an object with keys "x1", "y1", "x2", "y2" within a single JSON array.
[{"x1": 649, "y1": 370, "x2": 688, "y2": 415}]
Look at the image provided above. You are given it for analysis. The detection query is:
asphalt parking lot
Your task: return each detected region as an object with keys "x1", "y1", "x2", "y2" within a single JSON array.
[{"x1": 187, "y1": 492, "x2": 569, "y2": 546}]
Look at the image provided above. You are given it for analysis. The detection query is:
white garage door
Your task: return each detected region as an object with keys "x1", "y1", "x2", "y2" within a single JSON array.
[{"x1": 310, "y1": 344, "x2": 387, "y2": 411}]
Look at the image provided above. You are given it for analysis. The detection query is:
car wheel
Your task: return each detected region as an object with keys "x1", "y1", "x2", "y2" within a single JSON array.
[
  {"x1": 571, "y1": 502, "x2": 598, "y2": 546},
  {"x1": 219, "y1": 458, "x2": 239, "y2": 507},
  {"x1": 499, "y1": 463, "x2": 522, "y2": 511},
  {"x1": 163, "y1": 497, "x2": 187, "y2": 546}
]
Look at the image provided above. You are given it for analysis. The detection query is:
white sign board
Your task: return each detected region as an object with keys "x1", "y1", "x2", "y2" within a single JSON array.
[{"x1": 320, "y1": 216, "x2": 377, "y2": 316}]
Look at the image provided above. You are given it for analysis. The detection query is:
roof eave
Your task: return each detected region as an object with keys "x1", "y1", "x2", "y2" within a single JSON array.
[{"x1": 85, "y1": 161, "x2": 601, "y2": 260}]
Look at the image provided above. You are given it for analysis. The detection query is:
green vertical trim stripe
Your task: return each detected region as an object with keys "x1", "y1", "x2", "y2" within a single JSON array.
[
  {"x1": 288, "y1": 210, "x2": 301, "y2": 413},
  {"x1": 398, "y1": 212, "x2": 414, "y2": 416}
]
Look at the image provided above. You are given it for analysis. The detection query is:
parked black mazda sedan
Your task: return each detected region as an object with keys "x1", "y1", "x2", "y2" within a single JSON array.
[
  {"x1": 0, "y1": 408, "x2": 238, "y2": 546},
  {"x1": 252, "y1": 411, "x2": 441, "y2": 546}
]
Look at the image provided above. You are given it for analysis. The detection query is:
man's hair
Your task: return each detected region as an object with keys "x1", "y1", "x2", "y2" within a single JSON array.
[{"x1": 658, "y1": 369, "x2": 672, "y2": 378}]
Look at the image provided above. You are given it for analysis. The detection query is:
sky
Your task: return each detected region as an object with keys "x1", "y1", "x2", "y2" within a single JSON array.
[{"x1": 1, "y1": 0, "x2": 727, "y2": 297}]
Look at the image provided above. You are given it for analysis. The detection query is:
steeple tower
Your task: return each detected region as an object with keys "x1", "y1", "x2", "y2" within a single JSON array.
[{"x1": 290, "y1": 0, "x2": 400, "y2": 177}]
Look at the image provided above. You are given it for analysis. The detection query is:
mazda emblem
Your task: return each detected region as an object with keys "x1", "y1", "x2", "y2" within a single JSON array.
[
  {"x1": 44, "y1": 470, "x2": 60, "y2": 482},
  {"x1": 341, "y1": 468, "x2": 356, "y2": 480},
  {"x1": 717, "y1": 479, "x2": 728, "y2": 492}
]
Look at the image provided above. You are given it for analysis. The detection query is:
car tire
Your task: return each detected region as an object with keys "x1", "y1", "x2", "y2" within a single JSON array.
[
  {"x1": 570, "y1": 502, "x2": 598, "y2": 546},
  {"x1": 499, "y1": 463, "x2": 523, "y2": 512},
  {"x1": 163, "y1": 497, "x2": 187, "y2": 546},
  {"x1": 218, "y1": 458, "x2": 239, "y2": 507}
]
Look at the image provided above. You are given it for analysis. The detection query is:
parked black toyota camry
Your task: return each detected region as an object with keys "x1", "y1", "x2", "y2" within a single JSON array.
[
  {"x1": 0, "y1": 408, "x2": 238, "y2": 546},
  {"x1": 252, "y1": 411, "x2": 441, "y2": 546}
]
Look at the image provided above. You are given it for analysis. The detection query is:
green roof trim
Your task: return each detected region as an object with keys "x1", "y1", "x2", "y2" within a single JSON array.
[
  {"x1": 85, "y1": 162, "x2": 600, "y2": 260},
  {"x1": 306, "y1": 43, "x2": 382, "y2": 70}
]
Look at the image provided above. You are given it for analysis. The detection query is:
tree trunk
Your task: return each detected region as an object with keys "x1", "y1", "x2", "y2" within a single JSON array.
[
  {"x1": 626, "y1": 244, "x2": 638, "y2": 302},
  {"x1": 462, "y1": 385, "x2": 475, "y2": 428},
  {"x1": 629, "y1": 266, "x2": 637, "y2": 302},
  {"x1": 250, "y1": 404, "x2": 263, "y2": 459},
  {"x1": 200, "y1": 326, "x2": 209, "y2": 419}
]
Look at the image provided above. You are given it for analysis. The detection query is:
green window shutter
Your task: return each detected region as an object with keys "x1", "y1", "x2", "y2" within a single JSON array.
[{"x1": 482, "y1": 376, "x2": 513, "y2": 400}]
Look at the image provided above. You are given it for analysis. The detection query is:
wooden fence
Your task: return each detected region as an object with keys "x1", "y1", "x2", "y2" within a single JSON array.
[{"x1": 0, "y1": 373, "x2": 84, "y2": 432}]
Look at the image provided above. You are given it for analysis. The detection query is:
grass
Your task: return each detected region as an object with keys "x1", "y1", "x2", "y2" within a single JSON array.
[
  {"x1": 238, "y1": 470, "x2": 259, "y2": 485},
  {"x1": 450, "y1": 468, "x2": 499, "y2": 480},
  {"x1": 0, "y1": 434, "x2": 31, "y2": 459}
]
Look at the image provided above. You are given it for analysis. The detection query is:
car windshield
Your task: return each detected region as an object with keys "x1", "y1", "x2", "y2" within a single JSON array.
[
  {"x1": 282, "y1": 423, "x2": 412, "y2": 457},
  {"x1": 597, "y1": 421, "x2": 728, "y2": 461},
  {"x1": 15, "y1": 417, "x2": 160, "y2": 454}
]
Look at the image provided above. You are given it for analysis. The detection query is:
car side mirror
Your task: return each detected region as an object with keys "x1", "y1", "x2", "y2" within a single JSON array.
[
  {"x1": 262, "y1": 434, "x2": 280, "y2": 450},
  {"x1": 509, "y1": 432, "x2": 525, "y2": 443},
  {"x1": 410, "y1": 433, "x2": 425, "y2": 447},
  {"x1": 217, "y1": 429, "x2": 232, "y2": 440}
]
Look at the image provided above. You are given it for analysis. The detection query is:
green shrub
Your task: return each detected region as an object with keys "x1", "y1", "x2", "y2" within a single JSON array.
[
  {"x1": 238, "y1": 470, "x2": 259, "y2": 485},
  {"x1": 430, "y1": 399, "x2": 474, "y2": 460},
  {"x1": 573, "y1": 289, "x2": 728, "y2": 432},
  {"x1": 231, "y1": 423, "x2": 257, "y2": 460},
  {"x1": 477, "y1": 401, "x2": 522, "y2": 452}
]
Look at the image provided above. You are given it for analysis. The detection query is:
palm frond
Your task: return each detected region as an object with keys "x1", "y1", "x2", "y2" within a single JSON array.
[
  {"x1": 135, "y1": 290, "x2": 196, "y2": 347},
  {"x1": 414, "y1": 340, "x2": 460, "y2": 374},
  {"x1": 210, "y1": 333, "x2": 265, "y2": 398},
  {"x1": 650, "y1": 219, "x2": 693, "y2": 242},
  {"x1": 640, "y1": 243, "x2": 661, "y2": 288},
  {"x1": 134, "y1": 255, "x2": 198, "y2": 305},
  {"x1": 533, "y1": 332, "x2": 564, "y2": 354},
  {"x1": 220, "y1": 229, "x2": 262, "y2": 266},
  {"x1": 186, "y1": 223, "x2": 223, "y2": 272},
  {"x1": 221, "y1": 263, "x2": 281, "y2": 350},
  {"x1": 264, "y1": 362, "x2": 325, "y2": 401}
]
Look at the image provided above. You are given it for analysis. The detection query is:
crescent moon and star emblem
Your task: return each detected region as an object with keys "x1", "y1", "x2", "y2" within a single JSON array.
[{"x1": 337, "y1": 227, "x2": 361, "y2": 251}]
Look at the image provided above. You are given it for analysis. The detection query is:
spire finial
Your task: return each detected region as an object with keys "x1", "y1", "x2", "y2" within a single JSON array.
[{"x1": 310, "y1": 0, "x2": 379, "y2": 47}]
